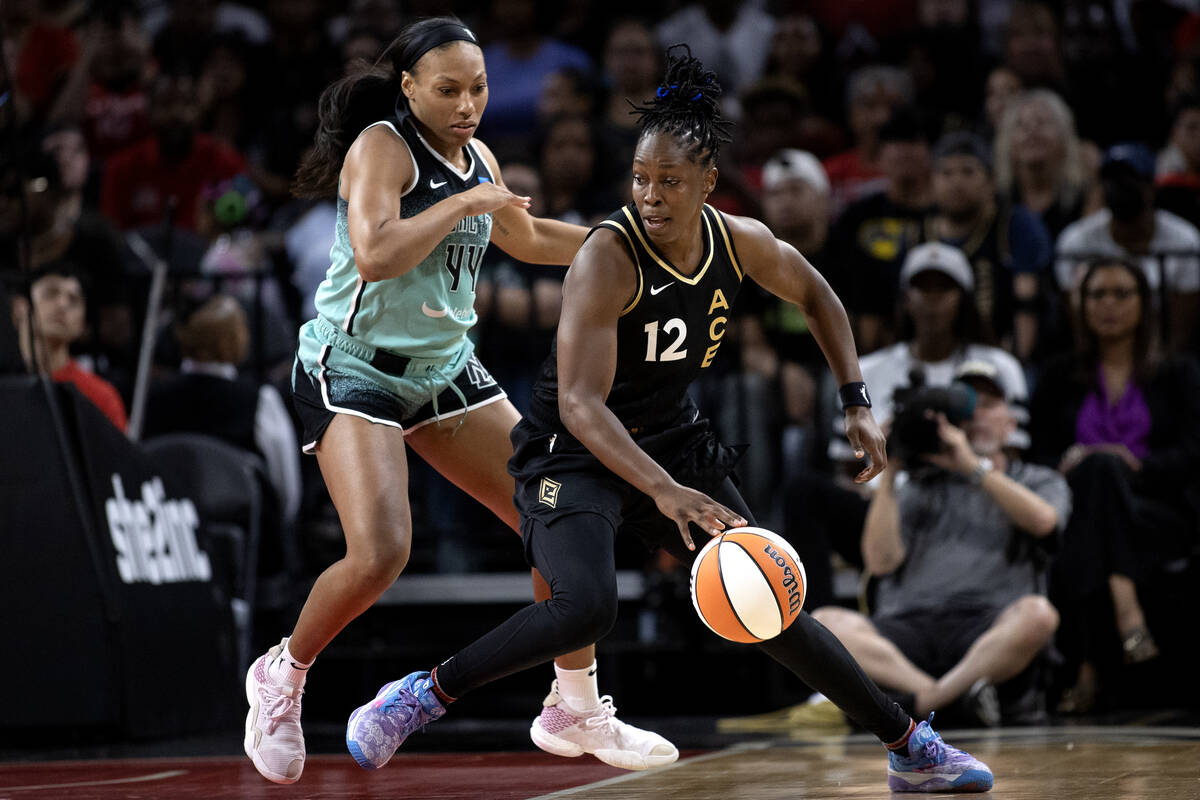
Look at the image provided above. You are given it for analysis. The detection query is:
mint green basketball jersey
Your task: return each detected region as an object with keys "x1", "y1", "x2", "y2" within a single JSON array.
[{"x1": 311, "y1": 118, "x2": 495, "y2": 359}]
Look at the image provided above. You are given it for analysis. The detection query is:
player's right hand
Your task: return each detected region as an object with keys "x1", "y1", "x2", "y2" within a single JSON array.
[
  {"x1": 653, "y1": 482, "x2": 747, "y2": 551},
  {"x1": 458, "y1": 182, "x2": 531, "y2": 217}
]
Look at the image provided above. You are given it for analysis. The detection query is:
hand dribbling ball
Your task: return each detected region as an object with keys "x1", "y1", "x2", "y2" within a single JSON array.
[{"x1": 690, "y1": 527, "x2": 806, "y2": 643}]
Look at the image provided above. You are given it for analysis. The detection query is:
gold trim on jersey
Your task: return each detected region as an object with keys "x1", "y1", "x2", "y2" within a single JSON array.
[
  {"x1": 707, "y1": 205, "x2": 744, "y2": 281},
  {"x1": 597, "y1": 219, "x2": 644, "y2": 316},
  {"x1": 618, "y1": 206, "x2": 715, "y2": 285}
]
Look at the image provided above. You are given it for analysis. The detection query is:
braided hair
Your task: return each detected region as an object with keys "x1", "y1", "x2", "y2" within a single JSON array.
[{"x1": 629, "y1": 45, "x2": 732, "y2": 167}]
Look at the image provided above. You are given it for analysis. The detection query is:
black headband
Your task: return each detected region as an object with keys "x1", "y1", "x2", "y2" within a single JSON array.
[{"x1": 396, "y1": 22, "x2": 479, "y2": 74}]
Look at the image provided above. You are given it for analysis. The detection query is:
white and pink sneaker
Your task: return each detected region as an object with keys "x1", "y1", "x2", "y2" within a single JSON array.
[
  {"x1": 530, "y1": 680, "x2": 678, "y2": 771},
  {"x1": 244, "y1": 639, "x2": 305, "y2": 784}
]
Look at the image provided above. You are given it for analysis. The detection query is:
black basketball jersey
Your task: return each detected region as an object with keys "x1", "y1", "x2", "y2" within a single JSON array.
[{"x1": 527, "y1": 202, "x2": 745, "y2": 434}]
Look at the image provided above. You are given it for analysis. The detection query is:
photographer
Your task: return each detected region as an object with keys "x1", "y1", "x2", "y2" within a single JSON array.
[
  {"x1": 812, "y1": 359, "x2": 1069, "y2": 725},
  {"x1": 788, "y1": 242, "x2": 1027, "y2": 611}
]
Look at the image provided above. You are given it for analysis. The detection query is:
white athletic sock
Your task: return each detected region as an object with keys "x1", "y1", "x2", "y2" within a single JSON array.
[
  {"x1": 269, "y1": 639, "x2": 312, "y2": 688},
  {"x1": 555, "y1": 661, "x2": 601, "y2": 713}
]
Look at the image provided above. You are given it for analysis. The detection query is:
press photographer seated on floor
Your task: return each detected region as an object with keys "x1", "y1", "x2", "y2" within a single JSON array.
[
  {"x1": 812, "y1": 358, "x2": 1070, "y2": 726},
  {"x1": 784, "y1": 242, "x2": 1029, "y2": 612}
]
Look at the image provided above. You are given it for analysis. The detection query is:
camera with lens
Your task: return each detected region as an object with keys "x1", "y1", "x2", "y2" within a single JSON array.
[{"x1": 889, "y1": 369, "x2": 976, "y2": 461}]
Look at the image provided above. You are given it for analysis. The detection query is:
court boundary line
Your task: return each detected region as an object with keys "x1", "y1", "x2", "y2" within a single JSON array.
[
  {"x1": 0, "y1": 769, "x2": 188, "y2": 792},
  {"x1": 524, "y1": 742, "x2": 769, "y2": 799}
]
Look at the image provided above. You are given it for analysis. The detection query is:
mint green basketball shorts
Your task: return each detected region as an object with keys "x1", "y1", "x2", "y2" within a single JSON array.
[{"x1": 291, "y1": 316, "x2": 506, "y2": 452}]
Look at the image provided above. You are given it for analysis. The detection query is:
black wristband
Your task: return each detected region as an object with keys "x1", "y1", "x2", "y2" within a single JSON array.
[{"x1": 839, "y1": 381, "x2": 872, "y2": 410}]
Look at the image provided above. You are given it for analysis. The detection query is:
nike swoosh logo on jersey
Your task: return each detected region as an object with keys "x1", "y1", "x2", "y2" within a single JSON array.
[
  {"x1": 650, "y1": 282, "x2": 674, "y2": 295},
  {"x1": 430, "y1": 179, "x2": 448, "y2": 189},
  {"x1": 421, "y1": 302, "x2": 449, "y2": 318}
]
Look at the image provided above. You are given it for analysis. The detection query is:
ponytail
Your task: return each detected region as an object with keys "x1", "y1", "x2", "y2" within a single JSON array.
[
  {"x1": 292, "y1": 15, "x2": 479, "y2": 199},
  {"x1": 292, "y1": 63, "x2": 401, "y2": 198}
]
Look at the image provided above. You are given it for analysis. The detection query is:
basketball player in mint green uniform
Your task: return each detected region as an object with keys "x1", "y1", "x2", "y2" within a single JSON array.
[{"x1": 243, "y1": 16, "x2": 675, "y2": 785}]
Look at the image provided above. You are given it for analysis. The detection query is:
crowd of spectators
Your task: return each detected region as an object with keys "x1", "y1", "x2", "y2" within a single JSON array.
[{"x1": 4, "y1": 0, "x2": 1200, "y2": 721}]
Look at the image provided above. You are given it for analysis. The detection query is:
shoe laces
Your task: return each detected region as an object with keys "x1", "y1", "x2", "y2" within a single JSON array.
[
  {"x1": 261, "y1": 684, "x2": 302, "y2": 735},
  {"x1": 581, "y1": 696, "x2": 620, "y2": 733},
  {"x1": 920, "y1": 734, "x2": 945, "y2": 766},
  {"x1": 383, "y1": 691, "x2": 422, "y2": 725},
  {"x1": 917, "y1": 714, "x2": 945, "y2": 766}
]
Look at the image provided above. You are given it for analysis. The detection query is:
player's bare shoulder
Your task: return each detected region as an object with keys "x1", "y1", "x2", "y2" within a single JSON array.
[
  {"x1": 564, "y1": 225, "x2": 638, "y2": 309},
  {"x1": 718, "y1": 211, "x2": 779, "y2": 267},
  {"x1": 343, "y1": 123, "x2": 414, "y2": 189},
  {"x1": 585, "y1": 223, "x2": 635, "y2": 257}
]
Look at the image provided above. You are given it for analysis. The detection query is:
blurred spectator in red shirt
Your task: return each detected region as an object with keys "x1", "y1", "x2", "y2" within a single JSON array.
[
  {"x1": 45, "y1": 7, "x2": 155, "y2": 161},
  {"x1": 101, "y1": 70, "x2": 248, "y2": 232},
  {"x1": 10, "y1": 263, "x2": 127, "y2": 432},
  {"x1": 823, "y1": 65, "x2": 914, "y2": 218},
  {"x1": 5, "y1": 0, "x2": 78, "y2": 123}
]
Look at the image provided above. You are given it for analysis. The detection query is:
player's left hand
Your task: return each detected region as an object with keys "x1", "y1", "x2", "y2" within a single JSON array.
[{"x1": 844, "y1": 405, "x2": 886, "y2": 483}]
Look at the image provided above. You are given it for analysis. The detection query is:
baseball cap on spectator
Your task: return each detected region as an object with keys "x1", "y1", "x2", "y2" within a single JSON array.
[
  {"x1": 932, "y1": 131, "x2": 992, "y2": 173},
  {"x1": 954, "y1": 355, "x2": 1030, "y2": 451},
  {"x1": 762, "y1": 149, "x2": 830, "y2": 195},
  {"x1": 899, "y1": 242, "x2": 975, "y2": 292},
  {"x1": 1100, "y1": 143, "x2": 1156, "y2": 180},
  {"x1": 954, "y1": 357, "x2": 1010, "y2": 402}
]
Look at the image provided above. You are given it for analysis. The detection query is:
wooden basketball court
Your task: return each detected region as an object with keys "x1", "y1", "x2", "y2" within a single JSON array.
[{"x1": 2, "y1": 725, "x2": 1197, "y2": 799}]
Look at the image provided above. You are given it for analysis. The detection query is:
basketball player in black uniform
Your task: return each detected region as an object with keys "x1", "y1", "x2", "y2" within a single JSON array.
[
  {"x1": 346, "y1": 46, "x2": 993, "y2": 794},
  {"x1": 247, "y1": 16, "x2": 675, "y2": 785}
]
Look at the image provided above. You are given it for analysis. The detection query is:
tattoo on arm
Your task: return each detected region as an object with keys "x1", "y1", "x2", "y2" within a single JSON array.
[{"x1": 494, "y1": 220, "x2": 510, "y2": 237}]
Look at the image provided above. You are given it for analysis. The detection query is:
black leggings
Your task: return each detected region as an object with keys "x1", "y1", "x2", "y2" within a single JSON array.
[{"x1": 434, "y1": 478, "x2": 912, "y2": 744}]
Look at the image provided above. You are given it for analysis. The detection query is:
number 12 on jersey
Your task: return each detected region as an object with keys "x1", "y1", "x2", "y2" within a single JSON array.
[
  {"x1": 644, "y1": 318, "x2": 688, "y2": 362},
  {"x1": 642, "y1": 290, "x2": 732, "y2": 367}
]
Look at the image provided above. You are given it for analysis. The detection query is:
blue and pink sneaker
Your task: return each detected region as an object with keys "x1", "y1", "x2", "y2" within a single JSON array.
[
  {"x1": 887, "y1": 715, "x2": 994, "y2": 793},
  {"x1": 346, "y1": 671, "x2": 446, "y2": 770}
]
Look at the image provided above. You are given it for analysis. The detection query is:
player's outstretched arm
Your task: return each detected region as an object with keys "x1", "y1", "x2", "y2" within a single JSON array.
[
  {"x1": 556, "y1": 231, "x2": 746, "y2": 548},
  {"x1": 473, "y1": 138, "x2": 588, "y2": 265},
  {"x1": 729, "y1": 214, "x2": 886, "y2": 482}
]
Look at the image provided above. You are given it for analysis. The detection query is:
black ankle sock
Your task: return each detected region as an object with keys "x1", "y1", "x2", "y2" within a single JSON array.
[
  {"x1": 429, "y1": 666, "x2": 456, "y2": 705},
  {"x1": 886, "y1": 719, "x2": 916, "y2": 751}
]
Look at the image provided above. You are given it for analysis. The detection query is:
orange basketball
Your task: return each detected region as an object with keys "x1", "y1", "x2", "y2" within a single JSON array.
[{"x1": 690, "y1": 526, "x2": 806, "y2": 643}]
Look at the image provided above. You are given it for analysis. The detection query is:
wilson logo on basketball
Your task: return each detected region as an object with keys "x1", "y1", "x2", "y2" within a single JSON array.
[{"x1": 765, "y1": 545, "x2": 804, "y2": 615}]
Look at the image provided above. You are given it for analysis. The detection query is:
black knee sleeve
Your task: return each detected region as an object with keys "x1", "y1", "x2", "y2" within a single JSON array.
[
  {"x1": 535, "y1": 551, "x2": 619, "y2": 651},
  {"x1": 434, "y1": 512, "x2": 618, "y2": 698}
]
